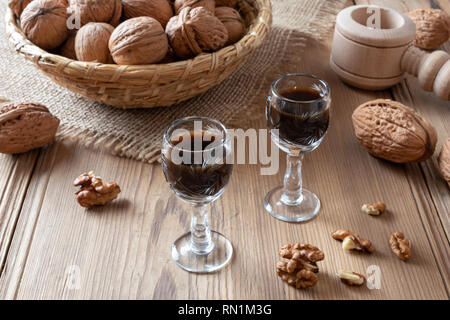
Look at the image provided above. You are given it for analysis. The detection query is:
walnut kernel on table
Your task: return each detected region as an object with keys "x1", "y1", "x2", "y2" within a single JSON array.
[
  {"x1": 389, "y1": 232, "x2": 412, "y2": 261},
  {"x1": 276, "y1": 242, "x2": 324, "y2": 289},
  {"x1": 74, "y1": 172, "x2": 121, "y2": 208},
  {"x1": 362, "y1": 202, "x2": 386, "y2": 216},
  {"x1": 337, "y1": 270, "x2": 365, "y2": 286},
  {"x1": 332, "y1": 229, "x2": 375, "y2": 253}
]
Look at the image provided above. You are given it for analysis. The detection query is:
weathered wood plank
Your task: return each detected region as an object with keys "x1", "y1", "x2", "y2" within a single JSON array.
[
  {"x1": 356, "y1": 0, "x2": 450, "y2": 293},
  {"x1": 0, "y1": 151, "x2": 38, "y2": 280}
]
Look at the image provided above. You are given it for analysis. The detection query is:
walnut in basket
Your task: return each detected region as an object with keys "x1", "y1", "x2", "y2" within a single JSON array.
[
  {"x1": 20, "y1": 0, "x2": 69, "y2": 50},
  {"x1": 216, "y1": 0, "x2": 238, "y2": 8},
  {"x1": 109, "y1": 17, "x2": 169, "y2": 65},
  {"x1": 8, "y1": 0, "x2": 33, "y2": 17},
  {"x1": 215, "y1": 7, "x2": 245, "y2": 45},
  {"x1": 173, "y1": 0, "x2": 215, "y2": 15},
  {"x1": 166, "y1": 7, "x2": 228, "y2": 59},
  {"x1": 59, "y1": 32, "x2": 77, "y2": 60},
  {"x1": 122, "y1": 0, "x2": 173, "y2": 28},
  {"x1": 68, "y1": 0, "x2": 122, "y2": 27},
  {"x1": 75, "y1": 23, "x2": 114, "y2": 63}
]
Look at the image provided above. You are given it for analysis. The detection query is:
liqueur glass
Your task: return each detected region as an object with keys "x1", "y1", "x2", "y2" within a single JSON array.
[
  {"x1": 264, "y1": 74, "x2": 331, "y2": 222},
  {"x1": 162, "y1": 116, "x2": 234, "y2": 273}
]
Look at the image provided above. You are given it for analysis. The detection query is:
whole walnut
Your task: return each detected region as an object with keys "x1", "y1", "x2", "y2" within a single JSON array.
[
  {"x1": 59, "y1": 32, "x2": 77, "y2": 60},
  {"x1": 121, "y1": 0, "x2": 173, "y2": 28},
  {"x1": 68, "y1": 0, "x2": 122, "y2": 27},
  {"x1": 8, "y1": 0, "x2": 33, "y2": 17},
  {"x1": 406, "y1": 9, "x2": 450, "y2": 50},
  {"x1": 215, "y1": 7, "x2": 245, "y2": 45},
  {"x1": 166, "y1": 7, "x2": 228, "y2": 59},
  {"x1": 216, "y1": 0, "x2": 238, "y2": 7},
  {"x1": 75, "y1": 23, "x2": 114, "y2": 63},
  {"x1": 21, "y1": 0, "x2": 69, "y2": 50},
  {"x1": 109, "y1": 17, "x2": 168, "y2": 65},
  {"x1": 0, "y1": 102, "x2": 60, "y2": 154},
  {"x1": 352, "y1": 99, "x2": 437, "y2": 163},
  {"x1": 173, "y1": 0, "x2": 215, "y2": 15}
]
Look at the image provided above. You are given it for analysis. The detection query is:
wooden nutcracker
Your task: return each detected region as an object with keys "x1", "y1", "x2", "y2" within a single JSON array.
[{"x1": 330, "y1": 5, "x2": 450, "y2": 101}]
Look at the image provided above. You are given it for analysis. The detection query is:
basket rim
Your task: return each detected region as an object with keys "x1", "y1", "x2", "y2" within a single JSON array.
[{"x1": 5, "y1": 0, "x2": 272, "y2": 75}]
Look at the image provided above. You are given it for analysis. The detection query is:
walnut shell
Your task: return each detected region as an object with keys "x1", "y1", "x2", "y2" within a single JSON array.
[
  {"x1": 173, "y1": 0, "x2": 215, "y2": 15},
  {"x1": 215, "y1": 6, "x2": 245, "y2": 45},
  {"x1": 0, "y1": 102, "x2": 60, "y2": 154},
  {"x1": 8, "y1": 0, "x2": 33, "y2": 17},
  {"x1": 216, "y1": 0, "x2": 237, "y2": 7},
  {"x1": 406, "y1": 9, "x2": 450, "y2": 50},
  {"x1": 352, "y1": 99, "x2": 437, "y2": 163},
  {"x1": 439, "y1": 138, "x2": 450, "y2": 185},
  {"x1": 166, "y1": 7, "x2": 228, "y2": 59},
  {"x1": 75, "y1": 23, "x2": 114, "y2": 63},
  {"x1": 20, "y1": 0, "x2": 69, "y2": 50},
  {"x1": 109, "y1": 17, "x2": 168, "y2": 65},
  {"x1": 122, "y1": 0, "x2": 173, "y2": 28},
  {"x1": 59, "y1": 32, "x2": 77, "y2": 60},
  {"x1": 69, "y1": 0, "x2": 122, "y2": 27}
]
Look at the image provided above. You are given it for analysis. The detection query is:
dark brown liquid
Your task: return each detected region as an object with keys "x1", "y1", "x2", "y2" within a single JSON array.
[
  {"x1": 267, "y1": 87, "x2": 329, "y2": 146},
  {"x1": 162, "y1": 131, "x2": 233, "y2": 200}
]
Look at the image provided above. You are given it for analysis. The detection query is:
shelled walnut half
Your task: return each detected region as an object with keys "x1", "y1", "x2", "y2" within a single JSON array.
[
  {"x1": 276, "y1": 242, "x2": 324, "y2": 289},
  {"x1": 389, "y1": 232, "x2": 412, "y2": 261},
  {"x1": 337, "y1": 270, "x2": 365, "y2": 286},
  {"x1": 74, "y1": 172, "x2": 121, "y2": 208},
  {"x1": 362, "y1": 202, "x2": 386, "y2": 216},
  {"x1": 332, "y1": 229, "x2": 375, "y2": 253}
]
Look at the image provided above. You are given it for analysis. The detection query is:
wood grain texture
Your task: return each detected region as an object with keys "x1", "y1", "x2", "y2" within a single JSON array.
[
  {"x1": 356, "y1": 0, "x2": 450, "y2": 292},
  {"x1": 0, "y1": 0, "x2": 448, "y2": 300},
  {"x1": 0, "y1": 152, "x2": 38, "y2": 276}
]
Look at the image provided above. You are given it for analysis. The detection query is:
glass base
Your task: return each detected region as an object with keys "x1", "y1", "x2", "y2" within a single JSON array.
[
  {"x1": 264, "y1": 186, "x2": 320, "y2": 222},
  {"x1": 171, "y1": 231, "x2": 233, "y2": 273}
]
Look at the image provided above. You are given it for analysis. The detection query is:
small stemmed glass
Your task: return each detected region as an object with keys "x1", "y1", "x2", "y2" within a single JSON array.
[
  {"x1": 162, "y1": 116, "x2": 234, "y2": 273},
  {"x1": 265, "y1": 74, "x2": 331, "y2": 222}
]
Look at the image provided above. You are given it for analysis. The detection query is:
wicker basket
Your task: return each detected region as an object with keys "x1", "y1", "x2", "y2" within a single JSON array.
[{"x1": 5, "y1": 0, "x2": 272, "y2": 109}]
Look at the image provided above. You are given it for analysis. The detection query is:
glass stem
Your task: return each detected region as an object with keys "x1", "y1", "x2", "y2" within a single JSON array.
[
  {"x1": 281, "y1": 153, "x2": 304, "y2": 206},
  {"x1": 190, "y1": 203, "x2": 214, "y2": 255}
]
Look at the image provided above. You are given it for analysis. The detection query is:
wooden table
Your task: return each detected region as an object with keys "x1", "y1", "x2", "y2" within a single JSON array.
[{"x1": 0, "y1": 0, "x2": 448, "y2": 300}]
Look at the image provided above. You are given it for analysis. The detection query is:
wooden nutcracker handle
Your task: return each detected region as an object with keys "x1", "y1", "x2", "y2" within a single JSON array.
[{"x1": 401, "y1": 45, "x2": 450, "y2": 101}]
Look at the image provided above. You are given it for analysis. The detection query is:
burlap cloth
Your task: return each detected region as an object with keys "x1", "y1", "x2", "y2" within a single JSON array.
[{"x1": 0, "y1": 0, "x2": 348, "y2": 163}]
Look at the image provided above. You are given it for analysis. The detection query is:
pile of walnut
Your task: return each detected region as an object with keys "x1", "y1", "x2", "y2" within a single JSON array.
[
  {"x1": 10, "y1": 0, "x2": 246, "y2": 65},
  {"x1": 276, "y1": 243, "x2": 324, "y2": 289},
  {"x1": 74, "y1": 172, "x2": 121, "y2": 208},
  {"x1": 278, "y1": 202, "x2": 413, "y2": 290}
]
